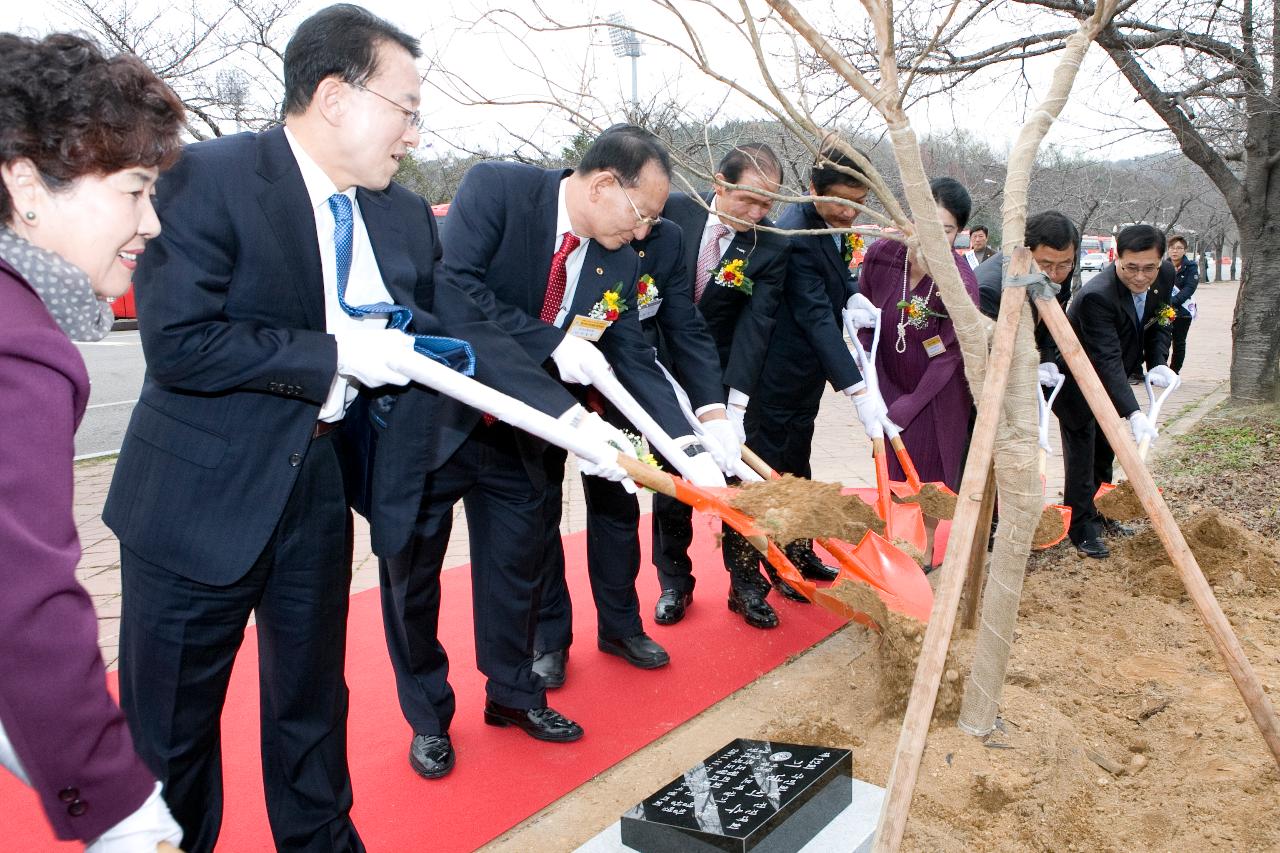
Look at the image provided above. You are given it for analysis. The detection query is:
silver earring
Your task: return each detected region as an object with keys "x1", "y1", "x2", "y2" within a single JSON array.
[{"x1": 23, "y1": 211, "x2": 36, "y2": 221}]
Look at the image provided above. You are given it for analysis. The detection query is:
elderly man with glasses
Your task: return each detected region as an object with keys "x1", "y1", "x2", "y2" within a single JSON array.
[{"x1": 1048, "y1": 223, "x2": 1176, "y2": 559}]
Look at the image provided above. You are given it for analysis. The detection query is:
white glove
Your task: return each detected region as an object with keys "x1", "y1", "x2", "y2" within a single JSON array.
[
  {"x1": 564, "y1": 407, "x2": 636, "y2": 489},
  {"x1": 550, "y1": 335, "x2": 611, "y2": 385},
  {"x1": 725, "y1": 388, "x2": 749, "y2": 444},
  {"x1": 700, "y1": 417, "x2": 742, "y2": 475},
  {"x1": 1129, "y1": 410, "x2": 1158, "y2": 446},
  {"x1": 1147, "y1": 365, "x2": 1178, "y2": 388},
  {"x1": 334, "y1": 328, "x2": 415, "y2": 388},
  {"x1": 1037, "y1": 361, "x2": 1063, "y2": 388},
  {"x1": 843, "y1": 292, "x2": 880, "y2": 329},
  {"x1": 851, "y1": 389, "x2": 890, "y2": 440},
  {"x1": 673, "y1": 435, "x2": 727, "y2": 488}
]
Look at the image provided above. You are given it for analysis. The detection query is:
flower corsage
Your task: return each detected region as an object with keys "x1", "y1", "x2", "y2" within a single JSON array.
[
  {"x1": 842, "y1": 233, "x2": 866, "y2": 267},
  {"x1": 711, "y1": 257, "x2": 753, "y2": 295},
  {"x1": 896, "y1": 294, "x2": 947, "y2": 329},
  {"x1": 588, "y1": 284, "x2": 629, "y2": 321},
  {"x1": 1156, "y1": 303, "x2": 1177, "y2": 327},
  {"x1": 636, "y1": 274, "x2": 659, "y2": 309}
]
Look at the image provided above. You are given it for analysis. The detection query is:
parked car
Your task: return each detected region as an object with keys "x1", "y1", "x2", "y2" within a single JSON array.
[{"x1": 1079, "y1": 252, "x2": 1108, "y2": 272}]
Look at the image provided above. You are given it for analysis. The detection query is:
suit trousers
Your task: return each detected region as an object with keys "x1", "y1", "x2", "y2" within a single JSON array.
[
  {"x1": 1060, "y1": 416, "x2": 1116, "y2": 544},
  {"x1": 536, "y1": 449, "x2": 644, "y2": 652},
  {"x1": 380, "y1": 423, "x2": 547, "y2": 736},
  {"x1": 1169, "y1": 315, "x2": 1193, "y2": 373},
  {"x1": 118, "y1": 430, "x2": 362, "y2": 853}
]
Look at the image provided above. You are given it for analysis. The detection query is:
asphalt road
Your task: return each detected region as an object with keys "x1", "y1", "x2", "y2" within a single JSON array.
[{"x1": 75, "y1": 328, "x2": 145, "y2": 459}]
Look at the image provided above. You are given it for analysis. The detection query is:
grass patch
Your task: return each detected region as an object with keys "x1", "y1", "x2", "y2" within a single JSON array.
[{"x1": 1158, "y1": 403, "x2": 1279, "y2": 478}]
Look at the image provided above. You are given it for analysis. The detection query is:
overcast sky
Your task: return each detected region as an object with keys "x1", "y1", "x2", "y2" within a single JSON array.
[{"x1": 1, "y1": 0, "x2": 1169, "y2": 163}]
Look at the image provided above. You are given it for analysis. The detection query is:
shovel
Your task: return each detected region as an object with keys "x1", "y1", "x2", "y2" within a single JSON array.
[
  {"x1": 1033, "y1": 375, "x2": 1072, "y2": 548},
  {"x1": 1094, "y1": 373, "x2": 1179, "y2": 517},
  {"x1": 740, "y1": 446, "x2": 934, "y2": 622},
  {"x1": 843, "y1": 311, "x2": 930, "y2": 550}
]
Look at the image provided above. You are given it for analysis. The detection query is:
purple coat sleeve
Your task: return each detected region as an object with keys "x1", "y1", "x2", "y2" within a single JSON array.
[{"x1": 0, "y1": 269, "x2": 154, "y2": 841}]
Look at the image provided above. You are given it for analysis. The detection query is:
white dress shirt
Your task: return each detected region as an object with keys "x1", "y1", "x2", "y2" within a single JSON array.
[
  {"x1": 284, "y1": 127, "x2": 396, "y2": 422},
  {"x1": 549, "y1": 177, "x2": 590, "y2": 327}
]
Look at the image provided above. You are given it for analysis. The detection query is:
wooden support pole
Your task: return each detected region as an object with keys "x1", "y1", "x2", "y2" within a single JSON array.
[
  {"x1": 871, "y1": 253, "x2": 1030, "y2": 852},
  {"x1": 1034, "y1": 295, "x2": 1280, "y2": 767},
  {"x1": 961, "y1": 463, "x2": 997, "y2": 629}
]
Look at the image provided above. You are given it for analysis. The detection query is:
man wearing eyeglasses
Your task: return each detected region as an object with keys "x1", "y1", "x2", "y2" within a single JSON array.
[
  {"x1": 1050, "y1": 223, "x2": 1175, "y2": 559},
  {"x1": 381, "y1": 126, "x2": 725, "y2": 746}
]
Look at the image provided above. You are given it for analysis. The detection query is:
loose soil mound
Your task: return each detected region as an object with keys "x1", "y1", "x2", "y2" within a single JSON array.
[
  {"x1": 1096, "y1": 480, "x2": 1147, "y2": 520},
  {"x1": 730, "y1": 474, "x2": 885, "y2": 545},
  {"x1": 897, "y1": 482, "x2": 958, "y2": 519},
  {"x1": 1033, "y1": 504, "x2": 1069, "y2": 547},
  {"x1": 1113, "y1": 508, "x2": 1280, "y2": 599}
]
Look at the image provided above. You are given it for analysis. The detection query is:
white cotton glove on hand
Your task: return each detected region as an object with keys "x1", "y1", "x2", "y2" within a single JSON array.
[
  {"x1": 850, "y1": 389, "x2": 891, "y2": 440},
  {"x1": 725, "y1": 388, "x2": 749, "y2": 444},
  {"x1": 564, "y1": 407, "x2": 636, "y2": 489},
  {"x1": 1129, "y1": 410, "x2": 1159, "y2": 446},
  {"x1": 1037, "y1": 361, "x2": 1063, "y2": 388},
  {"x1": 843, "y1": 292, "x2": 880, "y2": 330},
  {"x1": 700, "y1": 417, "x2": 742, "y2": 475},
  {"x1": 550, "y1": 335, "x2": 611, "y2": 385},
  {"x1": 334, "y1": 328, "x2": 415, "y2": 388},
  {"x1": 1146, "y1": 365, "x2": 1178, "y2": 388},
  {"x1": 674, "y1": 435, "x2": 727, "y2": 488}
]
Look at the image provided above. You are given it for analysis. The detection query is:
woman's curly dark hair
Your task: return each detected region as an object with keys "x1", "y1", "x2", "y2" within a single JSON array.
[{"x1": 0, "y1": 32, "x2": 185, "y2": 220}]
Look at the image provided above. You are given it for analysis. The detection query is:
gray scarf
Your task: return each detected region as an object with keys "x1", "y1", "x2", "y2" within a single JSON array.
[{"x1": 0, "y1": 227, "x2": 115, "y2": 341}]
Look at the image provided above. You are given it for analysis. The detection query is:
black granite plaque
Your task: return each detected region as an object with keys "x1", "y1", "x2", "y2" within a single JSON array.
[{"x1": 619, "y1": 739, "x2": 853, "y2": 853}]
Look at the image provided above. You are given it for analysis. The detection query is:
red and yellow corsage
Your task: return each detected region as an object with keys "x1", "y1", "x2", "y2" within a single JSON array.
[
  {"x1": 711, "y1": 257, "x2": 753, "y2": 295},
  {"x1": 842, "y1": 233, "x2": 866, "y2": 268},
  {"x1": 588, "y1": 284, "x2": 629, "y2": 321},
  {"x1": 637, "y1": 273, "x2": 659, "y2": 309},
  {"x1": 1156, "y1": 304, "x2": 1177, "y2": 327}
]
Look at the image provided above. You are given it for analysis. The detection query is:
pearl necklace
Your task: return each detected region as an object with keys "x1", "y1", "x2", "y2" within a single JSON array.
[{"x1": 895, "y1": 258, "x2": 938, "y2": 353}]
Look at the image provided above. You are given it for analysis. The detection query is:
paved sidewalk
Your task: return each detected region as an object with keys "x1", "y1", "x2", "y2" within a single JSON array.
[{"x1": 73, "y1": 281, "x2": 1239, "y2": 668}]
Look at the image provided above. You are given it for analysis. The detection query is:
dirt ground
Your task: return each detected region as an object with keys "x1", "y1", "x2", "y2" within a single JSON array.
[{"x1": 488, "y1": 405, "x2": 1280, "y2": 852}]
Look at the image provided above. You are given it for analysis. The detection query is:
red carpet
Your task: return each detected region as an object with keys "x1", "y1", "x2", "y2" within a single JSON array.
[{"x1": 6, "y1": 514, "x2": 846, "y2": 851}]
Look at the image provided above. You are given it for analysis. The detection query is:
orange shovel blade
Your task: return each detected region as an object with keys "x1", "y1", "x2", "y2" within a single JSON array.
[{"x1": 818, "y1": 534, "x2": 934, "y2": 622}]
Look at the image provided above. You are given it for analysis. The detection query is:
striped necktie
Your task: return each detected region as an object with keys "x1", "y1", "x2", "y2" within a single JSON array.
[{"x1": 329, "y1": 193, "x2": 475, "y2": 375}]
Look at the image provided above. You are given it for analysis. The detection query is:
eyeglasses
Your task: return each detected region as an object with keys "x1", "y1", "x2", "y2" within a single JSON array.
[
  {"x1": 1036, "y1": 260, "x2": 1076, "y2": 275},
  {"x1": 1119, "y1": 263, "x2": 1160, "y2": 277},
  {"x1": 611, "y1": 175, "x2": 662, "y2": 228},
  {"x1": 349, "y1": 82, "x2": 423, "y2": 132}
]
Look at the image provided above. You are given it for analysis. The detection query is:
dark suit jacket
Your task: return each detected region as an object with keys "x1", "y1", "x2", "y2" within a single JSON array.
[
  {"x1": 661, "y1": 192, "x2": 788, "y2": 396},
  {"x1": 632, "y1": 221, "x2": 724, "y2": 411},
  {"x1": 1171, "y1": 257, "x2": 1199, "y2": 318},
  {"x1": 0, "y1": 261, "x2": 155, "y2": 841},
  {"x1": 755, "y1": 202, "x2": 863, "y2": 406},
  {"x1": 1052, "y1": 261, "x2": 1174, "y2": 426},
  {"x1": 975, "y1": 250, "x2": 1072, "y2": 363},
  {"x1": 104, "y1": 127, "x2": 577, "y2": 576},
  {"x1": 439, "y1": 161, "x2": 688, "y2": 440}
]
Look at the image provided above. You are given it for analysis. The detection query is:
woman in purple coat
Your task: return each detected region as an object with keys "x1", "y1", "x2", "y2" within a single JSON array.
[
  {"x1": 857, "y1": 178, "x2": 980, "y2": 565},
  {"x1": 0, "y1": 33, "x2": 186, "y2": 851}
]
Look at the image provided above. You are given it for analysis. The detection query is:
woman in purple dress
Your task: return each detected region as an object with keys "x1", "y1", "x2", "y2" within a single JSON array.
[
  {"x1": 0, "y1": 33, "x2": 186, "y2": 851},
  {"x1": 858, "y1": 178, "x2": 980, "y2": 565}
]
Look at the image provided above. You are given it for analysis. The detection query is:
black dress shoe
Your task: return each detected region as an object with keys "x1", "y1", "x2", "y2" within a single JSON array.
[
  {"x1": 1101, "y1": 517, "x2": 1135, "y2": 538},
  {"x1": 532, "y1": 648, "x2": 568, "y2": 689},
  {"x1": 728, "y1": 586, "x2": 779, "y2": 629},
  {"x1": 408, "y1": 733, "x2": 455, "y2": 779},
  {"x1": 483, "y1": 701, "x2": 583, "y2": 742},
  {"x1": 783, "y1": 541, "x2": 840, "y2": 582},
  {"x1": 799, "y1": 561, "x2": 840, "y2": 582},
  {"x1": 654, "y1": 588, "x2": 692, "y2": 625},
  {"x1": 767, "y1": 570, "x2": 809, "y2": 603},
  {"x1": 598, "y1": 632, "x2": 670, "y2": 669},
  {"x1": 1075, "y1": 537, "x2": 1110, "y2": 559}
]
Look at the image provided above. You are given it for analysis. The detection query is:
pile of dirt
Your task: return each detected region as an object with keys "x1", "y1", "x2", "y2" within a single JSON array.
[
  {"x1": 1033, "y1": 504, "x2": 1069, "y2": 547},
  {"x1": 826, "y1": 578, "x2": 974, "y2": 722},
  {"x1": 1095, "y1": 480, "x2": 1147, "y2": 520},
  {"x1": 898, "y1": 483, "x2": 958, "y2": 520},
  {"x1": 1113, "y1": 508, "x2": 1280, "y2": 599},
  {"x1": 730, "y1": 474, "x2": 884, "y2": 545}
]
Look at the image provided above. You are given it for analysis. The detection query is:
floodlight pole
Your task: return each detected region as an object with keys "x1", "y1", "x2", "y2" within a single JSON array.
[{"x1": 607, "y1": 13, "x2": 643, "y2": 112}]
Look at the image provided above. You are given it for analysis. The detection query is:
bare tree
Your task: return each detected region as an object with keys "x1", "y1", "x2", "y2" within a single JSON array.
[{"x1": 906, "y1": 0, "x2": 1280, "y2": 402}]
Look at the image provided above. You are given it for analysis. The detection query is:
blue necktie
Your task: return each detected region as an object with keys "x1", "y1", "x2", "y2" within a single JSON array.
[
  {"x1": 1132, "y1": 292, "x2": 1146, "y2": 323},
  {"x1": 328, "y1": 193, "x2": 474, "y2": 376}
]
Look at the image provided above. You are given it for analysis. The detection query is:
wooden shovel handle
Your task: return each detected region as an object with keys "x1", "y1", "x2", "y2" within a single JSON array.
[{"x1": 740, "y1": 446, "x2": 777, "y2": 479}]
